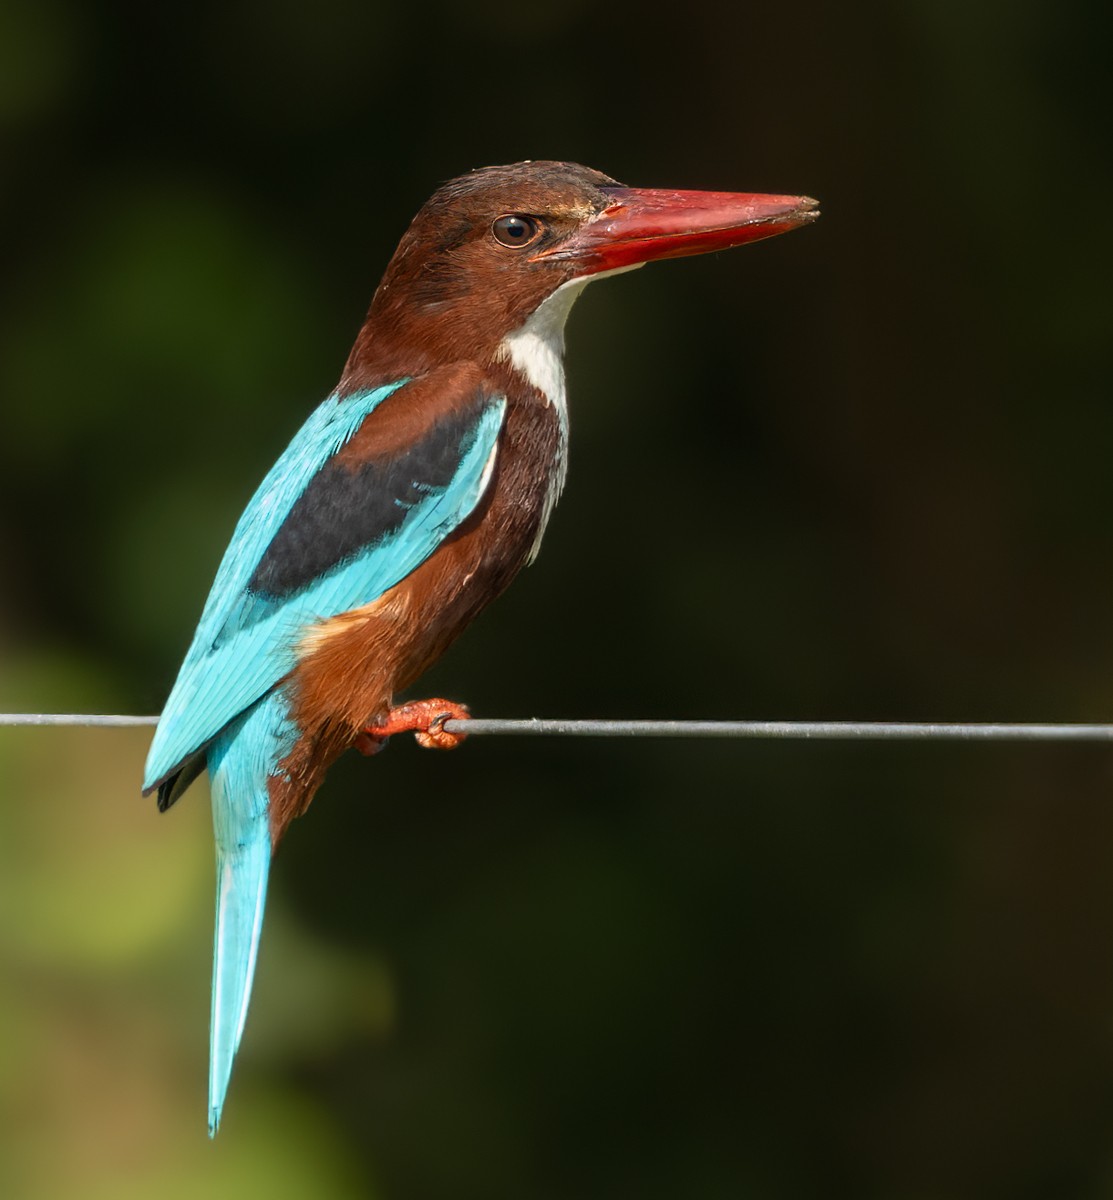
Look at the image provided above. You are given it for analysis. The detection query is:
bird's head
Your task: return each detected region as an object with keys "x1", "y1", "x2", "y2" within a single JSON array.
[{"x1": 344, "y1": 161, "x2": 818, "y2": 387}]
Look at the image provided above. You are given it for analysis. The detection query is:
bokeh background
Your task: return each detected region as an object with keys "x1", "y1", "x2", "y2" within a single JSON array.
[{"x1": 2, "y1": 0, "x2": 1112, "y2": 1195}]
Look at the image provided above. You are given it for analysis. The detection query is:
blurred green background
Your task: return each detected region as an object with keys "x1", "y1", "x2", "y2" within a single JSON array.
[{"x1": 1, "y1": 0, "x2": 1112, "y2": 1195}]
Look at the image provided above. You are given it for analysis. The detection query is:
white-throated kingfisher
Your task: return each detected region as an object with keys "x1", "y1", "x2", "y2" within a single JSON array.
[{"x1": 142, "y1": 161, "x2": 818, "y2": 1134}]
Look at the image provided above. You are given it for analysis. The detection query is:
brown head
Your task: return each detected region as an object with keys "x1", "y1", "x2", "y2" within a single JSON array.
[{"x1": 340, "y1": 160, "x2": 818, "y2": 391}]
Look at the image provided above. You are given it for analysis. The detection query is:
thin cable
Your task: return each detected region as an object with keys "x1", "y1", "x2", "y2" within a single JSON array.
[
  {"x1": 0, "y1": 713, "x2": 160, "y2": 726},
  {"x1": 442, "y1": 719, "x2": 1113, "y2": 741},
  {"x1": 2, "y1": 713, "x2": 1113, "y2": 741}
]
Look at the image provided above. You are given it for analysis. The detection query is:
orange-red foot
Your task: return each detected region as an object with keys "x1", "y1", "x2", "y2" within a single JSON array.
[{"x1": 355, "y1": 699, "x2": 471, "y2": 756}]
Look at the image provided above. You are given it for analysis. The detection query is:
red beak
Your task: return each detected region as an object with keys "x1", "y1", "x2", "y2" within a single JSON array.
[{"x1": 537, "y1": 187, "x2": 819, "y2": 273}]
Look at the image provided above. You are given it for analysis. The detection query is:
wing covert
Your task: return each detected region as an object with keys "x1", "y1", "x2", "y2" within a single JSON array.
[{"x1": 144, "y1": 376, "x2": 506, "y2": 791}]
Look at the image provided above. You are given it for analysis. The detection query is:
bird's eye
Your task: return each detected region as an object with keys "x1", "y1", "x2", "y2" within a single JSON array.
[{"x1": 492, "y1": 214, "x2": 542, "y2": 248}]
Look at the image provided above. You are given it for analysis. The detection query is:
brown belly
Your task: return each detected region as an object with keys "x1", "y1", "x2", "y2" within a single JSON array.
[{"x1": 267, "y1": 394, "x2": 561, "y2": 841}]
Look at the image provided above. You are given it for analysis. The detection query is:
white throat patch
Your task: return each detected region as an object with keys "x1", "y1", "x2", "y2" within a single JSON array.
[
  {"x1": 496, "y1": 275, "x2": 586, "y2": 422},
  {"x1": 496, "y1": 264, "x2": 643, "y2": 419},
  {"x1": 494, "y1": 265, "x2": 641, "y2": 559}
]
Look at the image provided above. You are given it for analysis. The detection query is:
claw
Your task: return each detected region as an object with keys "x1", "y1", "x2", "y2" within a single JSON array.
[{"x1": 360, "y1": 699, "x2": 470, "y2": 753}]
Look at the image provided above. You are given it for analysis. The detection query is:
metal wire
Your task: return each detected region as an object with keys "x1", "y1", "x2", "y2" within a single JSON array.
[
  {"x1": 0, "y1": 713, "x2": 160, "y2": 726},
  {"x1": 1, "y1": 713, "x2": 1113, "y2": 741},
  {"x1": 441, "y1": 719, "x2": 1113, "y2": 741}
]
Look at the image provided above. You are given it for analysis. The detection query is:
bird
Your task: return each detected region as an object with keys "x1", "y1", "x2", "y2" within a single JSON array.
[{"x1": 142, "y1": 160, "x2": 818, "y2": 1134}]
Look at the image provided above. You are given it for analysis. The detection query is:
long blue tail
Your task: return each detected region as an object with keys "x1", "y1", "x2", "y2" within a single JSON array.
[{"x1": 205, "y1": 690, "x2": 294, "y2": 1136}]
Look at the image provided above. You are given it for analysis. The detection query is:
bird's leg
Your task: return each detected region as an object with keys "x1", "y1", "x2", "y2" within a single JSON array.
[{"x1": 355, "y1": 699, "x2": 471, "y2": 755}]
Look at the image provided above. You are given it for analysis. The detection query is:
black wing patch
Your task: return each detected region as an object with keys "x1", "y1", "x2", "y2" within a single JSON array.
[{"x1": 248, "y1": 400, "x2": 494, "y2": 599}]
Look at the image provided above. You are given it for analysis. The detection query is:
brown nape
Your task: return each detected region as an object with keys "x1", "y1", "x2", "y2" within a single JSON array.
[
  {"x1": 332, "y1": 360, "x2": 492, "y2": 469},
  {"x1": 338, "y1": 161, "x2": 623, "y2": 393}
]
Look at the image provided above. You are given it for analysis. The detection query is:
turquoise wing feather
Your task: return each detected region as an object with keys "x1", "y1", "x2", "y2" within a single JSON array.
[{"x1": 143, "y1": 382, "x2": 506, "y2": 791}]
